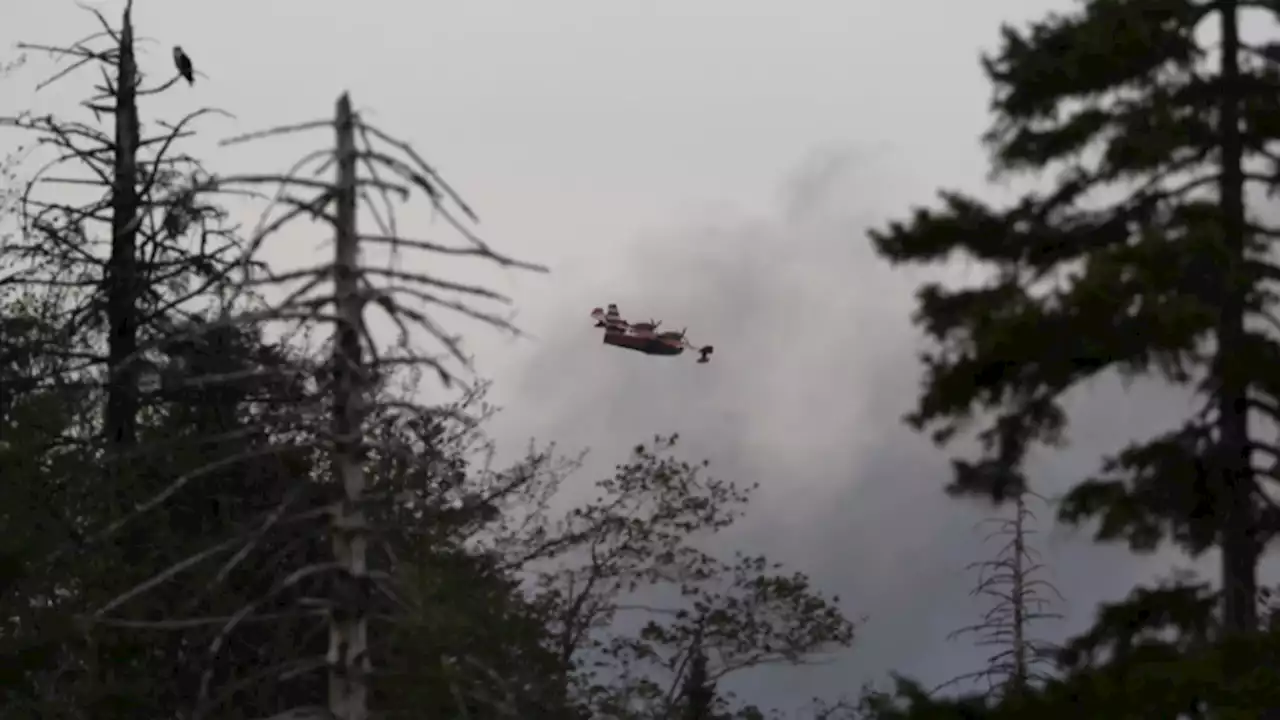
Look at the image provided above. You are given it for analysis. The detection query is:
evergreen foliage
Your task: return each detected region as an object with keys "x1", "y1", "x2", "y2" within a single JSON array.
[{"x1": 863, "y1": 0, "x2": 1280, "y2": 715}]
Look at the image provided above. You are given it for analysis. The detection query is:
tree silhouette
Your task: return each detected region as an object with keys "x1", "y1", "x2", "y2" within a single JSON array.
[
  {"x1": 3, "y1": 4, "x2": 552, "y2": 717},
  {"x1": 500, "y1": 435, "x2": 856, "y2": 718},
  {"x1": 1, "y1": 4, "x2": 250, "y2": 716},
  {"x1": 869, "y1": 0, "x2": 1280, "y2": 702},
  {"x1": 6, "y1": 0, "x2": 238, "y2": 457},
  {"x1": 115, "y1": 92, "x2": 543, "y2": 719},
  {"x1": 680, "y1": 633, "x2": 717, "y2": 720},
  {"x1": 938, "y1": 491, "x2": 1061, "y2": 701}
]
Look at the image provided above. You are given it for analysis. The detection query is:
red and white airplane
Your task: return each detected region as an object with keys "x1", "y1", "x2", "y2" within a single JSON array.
[{"x1": 591, "y1": 303, "x2": 713, "y2": 363}]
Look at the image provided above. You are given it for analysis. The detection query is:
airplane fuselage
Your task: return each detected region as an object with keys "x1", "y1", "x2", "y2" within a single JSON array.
[{"x1": 602, "y1": 329, "x2": 683, "y2": 356}]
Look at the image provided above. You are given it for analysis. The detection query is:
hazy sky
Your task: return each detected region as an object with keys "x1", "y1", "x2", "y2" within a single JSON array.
[{"x1": 2, "y1": 0, "x2": 1224, "y2": 712}]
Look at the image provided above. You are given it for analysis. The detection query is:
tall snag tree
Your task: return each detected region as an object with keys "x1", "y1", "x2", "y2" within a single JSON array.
[
  {"x1": 939, "y1": 491, "x2": 1061, "y2": 701},
  {"x1": 869, "y1": 0, "x2": 1280, "y2": 700},
  {"x1": 0, "y1": 2, "x2": 254, "y2": 716},
  {"x1": 6, "y1": 0, "x2": 239, "y2": 458},
  {"x1": 77, "y1": 92, "x2": 547, "y2": 720}
]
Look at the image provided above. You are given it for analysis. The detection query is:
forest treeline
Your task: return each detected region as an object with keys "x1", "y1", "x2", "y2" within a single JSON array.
[{"x1": 5, "y1": 0, "x2": 1280, "y2": 718}]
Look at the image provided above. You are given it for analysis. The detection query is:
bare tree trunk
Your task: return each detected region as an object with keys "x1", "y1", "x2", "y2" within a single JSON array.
[
  {"x1": 1009, "y1": 492, "x2": 1027, "y2": 699},
  {"x1": 106, "y1": 1, "x2": 141, "y2": 474},
  {"x1": 939, "y1": 489, "x2": 1061, "y2": 700},
  {"x1": 328, "y1": 93, "x2": 370, "y2": 720},
  {"x1": 136, "y1": 88, "x2": 545, "y2": 718},
  {"x1": 1217, "y1": 0, "x2": 1255, "y2": 639},
  {"x1": 1214, "y1": 8, "x2": 1274, "y2": 717},
  {"x1": 97, "y1": 5, "x2": 141, "y2": 715}
]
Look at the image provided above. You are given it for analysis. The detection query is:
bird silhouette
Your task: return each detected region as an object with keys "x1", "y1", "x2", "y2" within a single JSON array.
[{"x1": 173, "y1": 46, "x2": 194, "y2": 85}]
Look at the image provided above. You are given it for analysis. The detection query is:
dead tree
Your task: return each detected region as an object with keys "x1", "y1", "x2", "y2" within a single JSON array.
[
  {"x1": 81, "y1": 93, "x2": 543, "y2": 720},
  {"x1": 0, "y1": 3, "x2": 249, "y2": 715},
  {"x1": 4, "y1": 9, "x2": 542, "y2": 718},
  {"x1": 104, "y1": 0, "x2": 141, "y2": 455},
  {"x1": 326, "y1": 92, "x2": 368, "y2": 720},
  {"x1": 0, "y1": 0, "x2": 242, "y2": 573},
  {"x1": 936, "y1": 490, "x2": 1063, "y2": 700},
  {"x1": 2, "y1": 0, "x2": 239, "y2": 437}
]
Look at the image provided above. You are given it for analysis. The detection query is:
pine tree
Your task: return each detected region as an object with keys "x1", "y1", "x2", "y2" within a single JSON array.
[{"x1": 870, "y1": 0, "x2": 1280, "y2": 695}]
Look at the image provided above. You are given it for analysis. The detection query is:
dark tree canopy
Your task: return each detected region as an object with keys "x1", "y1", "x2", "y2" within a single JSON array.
[
  {"x1": 870, "y1": 0, "x2": 1280, "y2": 637},
  {"x1": 862, "y1": 1, "x2": 1280, "y2": 717}
]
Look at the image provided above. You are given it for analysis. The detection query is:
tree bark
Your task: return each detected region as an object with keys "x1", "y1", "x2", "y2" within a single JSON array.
[
  {"x1": 328, "y1": 92, "x2": 370, "y2": 720},
  {"x1": 1215, "y1": 0, "x2": 1257, "y2": 638}
]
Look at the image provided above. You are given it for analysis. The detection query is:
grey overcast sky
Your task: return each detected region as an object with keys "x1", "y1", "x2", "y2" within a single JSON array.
[{"x1": 2, "y1": 0, "x2": 1229, "y2": 712}]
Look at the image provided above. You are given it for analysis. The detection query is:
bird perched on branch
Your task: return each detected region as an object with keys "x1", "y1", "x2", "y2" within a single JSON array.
[{"x1": 173, "y1": 46, "x2": 194, "y2": 85}]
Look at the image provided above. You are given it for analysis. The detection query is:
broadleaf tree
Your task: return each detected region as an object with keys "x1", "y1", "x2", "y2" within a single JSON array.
[{"x1": 486, "y1": 435, "x2": 857, "y2": 718}]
